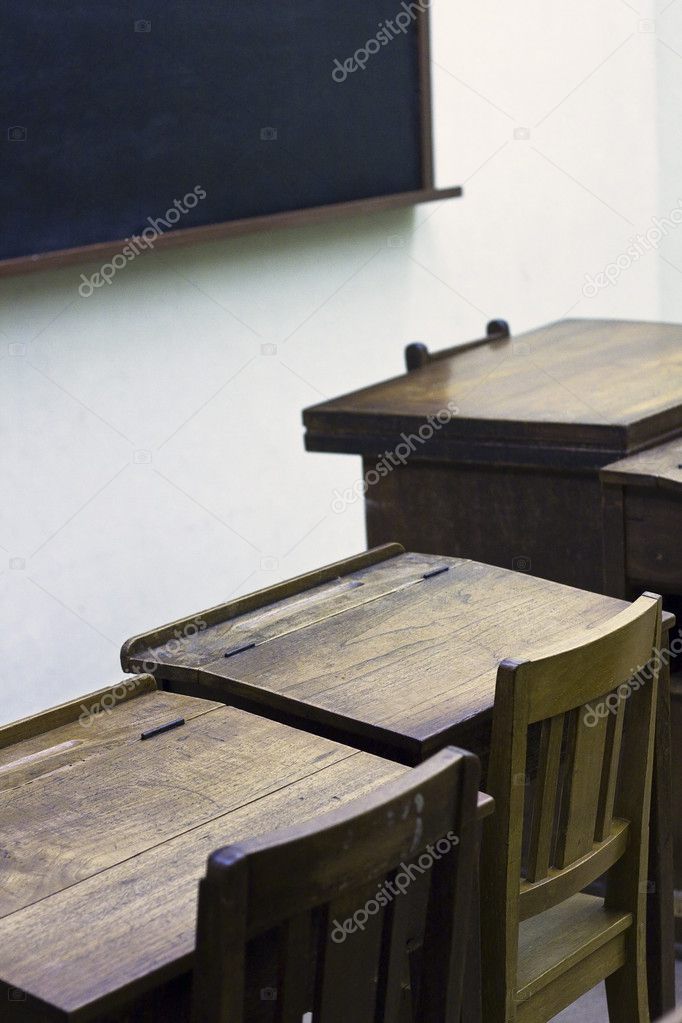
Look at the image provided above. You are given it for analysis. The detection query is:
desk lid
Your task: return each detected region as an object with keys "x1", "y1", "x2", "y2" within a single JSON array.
[
  {"x1": 303, "y1": 319, "x2": 682, "y2": 467},
  {"x1": 0, "y1": 679, "x2": 404, "y2": 1018},
  {"x1": 601, "y1": 436, "x2": 682, "y2": 493},
  {"x1": 121, "y1": 546, "x2": 630, "y2": 760}
]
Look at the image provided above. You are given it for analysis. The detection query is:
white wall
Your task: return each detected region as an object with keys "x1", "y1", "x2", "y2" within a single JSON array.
[
  {"x1": 0, "y1": 0, "x2": 661, "y2": 722},
  {"x1": 656, "y1": 0, "x2": 682, "y2": 320}
]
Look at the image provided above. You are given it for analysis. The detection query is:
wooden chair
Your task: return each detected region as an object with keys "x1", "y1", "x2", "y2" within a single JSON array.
[
  {"x1": 481, "y1": 592, "x2": 663, "y2": 1022},
  {"x1": 404, "y1": 318, "x2": 510, "y2": 372},
  {"x1": 192, "y1": 746, "x2": 485, "y2": 1023}
]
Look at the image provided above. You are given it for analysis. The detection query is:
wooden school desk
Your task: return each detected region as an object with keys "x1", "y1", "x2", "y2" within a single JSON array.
[
  {"x1": 121, "y1": 543, "x2": 677, "y2": 1018},
  {"x1": 601, "y1": 436, "x2": 682, "y2": 947},
  {"x1": 0, "y1": 675, "x2": 409, "y2": 1021},
  {"x1": 302, "y1": 318, "x2": 682, "y2": 593}
]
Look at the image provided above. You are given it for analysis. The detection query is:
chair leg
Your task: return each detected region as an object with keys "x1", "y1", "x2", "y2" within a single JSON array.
[{"x1": 604, "y1": 931, "x2": 649, "y2": 1023}]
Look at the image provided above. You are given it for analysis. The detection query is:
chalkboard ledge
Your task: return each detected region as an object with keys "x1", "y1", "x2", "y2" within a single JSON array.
[{"x1": 0, "y1": 186, "x2": 462, "y2": 279}]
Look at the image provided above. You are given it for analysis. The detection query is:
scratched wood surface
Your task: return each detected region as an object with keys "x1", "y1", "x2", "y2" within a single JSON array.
[
  {"x1": 119, "y1": 548, "x2": 676, "y2": 1016},
  {"x1": 153, "y1": 554, "x2": 630, "y2": 762},
  {"x1": 121, "y1": 547, "x2": 444, "y2": 683},
  {"x1": 303, "y1": 319, "x2": 682, "y2": 457},
  {"x1": 0, "y1": 687, "x2": 406, "y2": 1020}
]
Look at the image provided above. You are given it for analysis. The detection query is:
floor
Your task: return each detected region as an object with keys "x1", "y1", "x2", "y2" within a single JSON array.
[{"x1": 556, "y1": 959, "x2": 682, "y2": 1021}]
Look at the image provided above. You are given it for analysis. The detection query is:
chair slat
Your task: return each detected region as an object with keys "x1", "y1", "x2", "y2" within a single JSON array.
[
  {"x1": 192, "y1": 866, "x2": 248, "y2": 1023},
  {"x1": 316, "y1": 883, "x2": 385, "y2": 1023},
  {"x1": 482, "y1": 591, "x2": 662, "y2": 1023},
  {"x1": 556, "y1": 707, "x2": 609, "y2": 868},
  {"x1": 595, "y1": 697, "x2": 626, "y2": 843},
  {"x1": 417, "y1": 752, "x2": 480, "y2": 1023},
  {"x1": 526, "y1": 715, "x2": 563, "y2": 882},
  {"x1": 519, "y1": 820, "x2": 630, "y2": 921},
  {"x1": 278, "y1": 912, "x2": 314, "y2": 1023},
  {"x1": 374, "y1": 867, "x2": 430, "y2": 1022}
]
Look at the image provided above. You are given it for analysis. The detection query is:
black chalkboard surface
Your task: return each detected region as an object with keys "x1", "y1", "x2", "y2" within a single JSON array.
[{"x1": 1, "y1": 1, "x2": 460, "y2": 272}]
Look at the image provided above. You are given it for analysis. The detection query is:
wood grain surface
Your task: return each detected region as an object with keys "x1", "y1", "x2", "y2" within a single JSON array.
[
  {"x1": 303, "y1": 319, "x2": 682, "y2": 460},
  {"x1": 0, "y1": 691, "x2": 406, "y2": 1021},
  {"x1": 190, "y1": 555, "x2": 628, "y2": 761},
  {"x1": 602, "y1": 436, "x2": 682, "y2": 491}
]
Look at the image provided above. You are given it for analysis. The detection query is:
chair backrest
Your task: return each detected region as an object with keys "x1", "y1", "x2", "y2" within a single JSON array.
[
  {"x1": 192, "y1": 746, "x2": 481, "y2": 1023},
  {"x1": 404, "y1": 318, "x2": 510, "y2": 372},
  {"x1": 481, "y1": 592, "x2": 662, "y2": 1014}
]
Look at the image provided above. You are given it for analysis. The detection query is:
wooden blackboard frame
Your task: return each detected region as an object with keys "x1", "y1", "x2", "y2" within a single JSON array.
[{"x1": 0, "y1": 6, "x2": 460, "y2": 278}]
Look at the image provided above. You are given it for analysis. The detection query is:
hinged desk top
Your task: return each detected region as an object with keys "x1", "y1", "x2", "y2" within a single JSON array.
[
  {"x1": 303, "y1": 319, "x2": 682, "y2": 466},
  {"x1": 121, "y1": 546, "x2": 632, "y2": 762},
  {"x1": 0, "y1": 678, "x2": 405, "y2": 1020},
  {"x1": 601, "y1": 435, "x2": 682, "y2": 493}
]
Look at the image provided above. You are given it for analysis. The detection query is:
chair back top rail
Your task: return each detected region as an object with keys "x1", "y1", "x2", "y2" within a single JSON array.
[{"x1": 193, "y1": 746, "x2": 485, "y2": 1023}]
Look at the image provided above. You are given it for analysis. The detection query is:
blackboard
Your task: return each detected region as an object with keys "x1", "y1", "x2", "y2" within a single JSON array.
[{"x1": 0, "y1": 1, "x2": 460, "y2": 274}]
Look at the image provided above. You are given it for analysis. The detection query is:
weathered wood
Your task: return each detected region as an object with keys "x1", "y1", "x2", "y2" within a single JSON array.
[
  {"x1": 601, "y1": 483, "x2": 628, "y2": 599},
  {"x1": 526, "y1": 716, "x2": 563, "y2": 882},
  {"x1": 482, "y1": 593, "x2": 661, "y2": 1022},
  {"x1": 187, "y1": 555, "x2": 630, "y2": 760},
  {"x1": 601, "y1": 438, "x2": 682, "y2": 1002},
  {"x1": 121, "y1": 543, "x2": 405, "y2": 682},
  {"x1": 192, "y1": 747, "x2": 483, "y2": 1023},
  {"x1": 673, "y1": 670, "x2": 682, "y2": 948},
  {"x1": 601, "y1": 436, "x2": 682, "y2": 492},
  {"x1": 0, "y1": 674, "x2": 157, "y2": 750},
  {"x1": 363, "y1": 462, "x2": 607, "y2": 590},
  {"x1": 121, "y1": 548, "x2": 677, "y2": 1014},
  {"x1": 0, "y1": 684, "x2": 217, "y2": 791},
  {"x1": 0, "y1": 691, "x2": 408, "y2": 1021},
  {"x1": 304, "y1": 319, "x2": 682, "y2": 461},
  {"x1": 595, "y1": 699, "x2": 626, "y2": 843},
  {"x1": 647, "y1": 626, "x2": 678, "y2": 1016}
]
